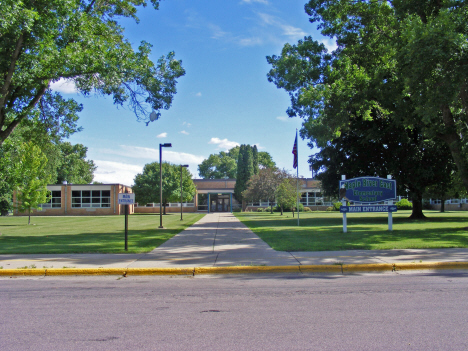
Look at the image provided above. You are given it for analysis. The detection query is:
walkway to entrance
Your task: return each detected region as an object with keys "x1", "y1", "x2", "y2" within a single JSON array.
[{"x1": 139, "y1": 212, "x2": 298, "y2": 267}]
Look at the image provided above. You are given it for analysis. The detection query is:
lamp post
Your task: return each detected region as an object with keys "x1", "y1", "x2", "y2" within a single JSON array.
[
  {"x1": 180, "y1": 164, "x2": 189, "y2": 221},
  {"x1": 159, "y1": 143, "x2": 172, "y2": 229}
]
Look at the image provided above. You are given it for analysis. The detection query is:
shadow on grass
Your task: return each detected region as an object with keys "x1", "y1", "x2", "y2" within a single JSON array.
[
  {"x1": 0, "y1": 228, "x2": 180, "y2": 254},
  {"x1": 236, "y1": 212, "x2": 468, "y2": 251}
]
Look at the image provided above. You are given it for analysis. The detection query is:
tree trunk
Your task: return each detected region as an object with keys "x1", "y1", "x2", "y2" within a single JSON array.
[
  {"x1": 280, "y1": 205, "x2": 283, "y2": 216},
  {"x1": 270, "y1": 205, "x2": 273, "y2": 214},
  {"x1": 409, "y1": 192, "x2": 426, "y2": 219},
  {"x1": 28, "y1": 209, "x2": 31, "y2": 225},
  {"x1": 441, "y1": 197, "x2": 445, "y2": 213}
]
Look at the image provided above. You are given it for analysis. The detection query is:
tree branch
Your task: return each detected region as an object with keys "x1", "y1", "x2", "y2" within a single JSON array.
[
  {"x1": 0, "y1": 84, "x2": 48, "y2": 145},
  {"x1": 0, "y1": 34, "x2": 24, "y2": 114}
]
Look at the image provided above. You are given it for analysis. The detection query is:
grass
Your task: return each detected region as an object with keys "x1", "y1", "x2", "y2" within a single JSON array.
[
  {"x1": 234, "y1": 210, "x2": 468, "y2": 251},
  {"x1": 0, "y1": 213, "x2": 205, "y2": 254}
]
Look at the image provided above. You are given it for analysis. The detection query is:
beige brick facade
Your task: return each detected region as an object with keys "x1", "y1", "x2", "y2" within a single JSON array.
[{"x1": 13, "y1": 184, "x2": 133, "y2": 216}]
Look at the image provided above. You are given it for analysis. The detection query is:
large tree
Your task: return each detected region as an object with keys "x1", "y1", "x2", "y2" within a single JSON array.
[
  {"x1": 311, "y1": 113, "x2": 456, "y2": 218},
  {"x1": 267, "y1": 0, "x2": 468, "y2": 193},
  {"x1": 198, "y1": 146, "x2": 275, "y2": 179},
  {"x1": 234, "y1": 145, "x2": 255, "y2": 204},
  {"x1": 242, "y1": 168, "x2": 289, "y2": 213},
  {"x1": 55, "y1": 142, "x2": 96, "y2": 184},
  {"x1": 133, "y1": 162, "x2": 196, "y2": 214},
  {"x1": 0, "y1": 0, "x2": 185, "y2": 145}
]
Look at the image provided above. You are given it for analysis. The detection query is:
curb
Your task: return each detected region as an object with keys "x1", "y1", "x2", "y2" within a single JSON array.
[{"x1": 2, "y1": 262, "x2": 468, "y2": 277}]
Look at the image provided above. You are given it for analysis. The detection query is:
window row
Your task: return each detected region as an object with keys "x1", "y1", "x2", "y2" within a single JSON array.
[{"x1": 72, "y1": 190, "x2": 111, "y2": 208}]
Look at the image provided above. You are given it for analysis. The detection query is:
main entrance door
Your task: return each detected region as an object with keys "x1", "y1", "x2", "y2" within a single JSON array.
[{"x1": 210, "y1": 194, "x2": 231, "y2": 212}]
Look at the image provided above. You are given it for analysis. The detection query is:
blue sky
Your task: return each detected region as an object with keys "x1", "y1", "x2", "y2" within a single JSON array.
[{"x1": 51, "y1": 0, "x2": 335, "y2": 185}]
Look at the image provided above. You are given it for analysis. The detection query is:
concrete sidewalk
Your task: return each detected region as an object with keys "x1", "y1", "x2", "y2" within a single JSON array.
[{"x1": 1, "y1": 212, "x2": 468, "y2": 274}]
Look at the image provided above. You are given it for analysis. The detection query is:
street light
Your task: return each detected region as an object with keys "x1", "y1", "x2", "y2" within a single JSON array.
[
  {"x1": 159, "y1": 143, "x2": 172, "y2": 229},
  {"x1": 180, "y1": 164, "x2": 189, "y2": 221}
]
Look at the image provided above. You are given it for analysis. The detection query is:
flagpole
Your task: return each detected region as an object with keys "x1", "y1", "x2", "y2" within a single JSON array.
[{"x1": 296, "y1": 129, "x2": 299, "y2": 226}]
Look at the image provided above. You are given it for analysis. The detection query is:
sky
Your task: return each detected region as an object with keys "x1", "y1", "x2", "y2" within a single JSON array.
[{"x1": 52, "y1": 0, "x2": 336, "y2": 186}]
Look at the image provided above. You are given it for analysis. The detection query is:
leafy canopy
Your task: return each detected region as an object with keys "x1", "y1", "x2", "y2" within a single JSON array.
[
  {"x1": 0, "y1": 0, "x2": 185, "y2": 144},
  {"x1": 133, "y1": 162, "x2": 196, "y2": 206},
  {"x1": 267, "y1": 0, "x2": 468, "y2": 192}
]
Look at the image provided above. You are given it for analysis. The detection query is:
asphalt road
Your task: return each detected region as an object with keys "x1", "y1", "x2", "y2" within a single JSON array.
[{"x1": 2, "y1": 272, "x2": 468, "y2": 350}]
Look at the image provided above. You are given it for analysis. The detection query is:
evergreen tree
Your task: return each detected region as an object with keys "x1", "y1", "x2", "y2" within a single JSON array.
[
  {"x1": 252, "y1": 145, "x2": 259, "y2": 175},
  {"x1": 234, "y1": 144, "x2": 255, "y2": 205}
]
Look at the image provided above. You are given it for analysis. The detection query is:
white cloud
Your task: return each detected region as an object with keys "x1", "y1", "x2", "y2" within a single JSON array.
[
  {"x1": 180, "y1": 130, "x2": 189, "y2": 135},
  {"x1": 93, "y1": 160, "x2": 143, "y2": 186},
  {"x1": 195, "y1": 92, "x2": 202, "y2": 97},
  {"x1": 238, "y1": 37, "x2": 263, "y2": 46},
  {"x1": 94, "y1": 146, "x2": 207, "y2": 182},
  {"x1": 276, "y1": 116, "x2": 288, "y2": 121},
  {"x1": 320, "y1": 38, "x2": 338, "y2": 52},
  {"x1": 50, "y1": 78, "x2": 78, "y2": 94},
  {"x1": 183, "y1": 122, "x2": 192, "y2": 127},
  {"x1": 209, "y1": 137, "x2": 240, "y2": 150},
  {"x1": 258, "y1": 12, "x2": 306, "y2": 40},
  {"x1": 254, "y1": 143, "x2": 265, "y2": 150},
  {"x1": 157, "y1": 132, "x2": 167, "y2": 138}
]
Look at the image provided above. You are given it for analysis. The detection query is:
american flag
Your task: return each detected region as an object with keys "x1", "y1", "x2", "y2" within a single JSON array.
[{"x1": 292, "y1": 134, "x2": 298, "y2": 169}]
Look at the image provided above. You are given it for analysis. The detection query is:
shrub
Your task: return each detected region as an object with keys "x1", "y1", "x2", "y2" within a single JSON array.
[
  {"x1": 304, "y1": 207, "x2": 312, "y2": 212},
  {"x1": 326, "y1": 206, "x2": 334, "y2": 211},
  {"x1": 232, "y1": 207, "x2": 242, "y2": 212},
  {"x1": 333, "y1": 202, "x2": 342, "y2": 211},
  {"x1": 396, "y1": 198, "x2": 413, "y2": 210},
  {"x1": 256, "y1": 208, "x2": 264, "y2": 212},
  {"x1": 274, "y1": 203, "x2": 304, "y2": 212}
]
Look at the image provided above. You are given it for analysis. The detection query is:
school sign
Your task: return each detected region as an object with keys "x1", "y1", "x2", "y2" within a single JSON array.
[{"x1": 339, "y1": 177, "x2": 396, "y2": 203}]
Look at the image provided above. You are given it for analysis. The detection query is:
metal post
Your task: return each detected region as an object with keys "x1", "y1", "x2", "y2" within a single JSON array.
[
  {"x1": 158, "y1": 143, "x2": 172, "y2": 229},
  {"x1": 125, "y1": 204, "x2": 128, "y2": 251},
  {"x1": 342, "y1": 175, "x2": 347, "y2": 233},
  {"x1": 180, "y1": 165, "x2": 189, "y2": 220},
  {"x1": 159, "y1": 144, "x2": 163, "y2": 228},
  {"x1": 388, "y1": 175, "x2": 393, "y2": 231}
]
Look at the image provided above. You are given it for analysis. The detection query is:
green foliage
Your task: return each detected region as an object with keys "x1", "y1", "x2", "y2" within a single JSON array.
[
  {"x1": 198, "y1": 149, "x2": 238, "y2": 179},
  {"x1": 55, "y1": 142, "x2": 96, "y2": 184},
  {"x1": 256, "y1": 208, "x2": 264, "y2": 212},
  {"x1": 133, "y1": 162, "x2": 196, "y2": 209},
  {"x1": 0, "y1": 0, "x2": 185, "y2": 145},
  {"x1": 304, "y1": 207, "x2": 312, "y2": 212},
  {"x1": 274, "y1": 178, "x2": 297, "y2": 214},
  {"x1": 234, "y1": 145, "x2": 255, "y2": 202},
  {"x1": 332, "y1": 202, "x2": 342, "y2": 211},
  {"x1": 15, "y1": 142, "x2": 51, "y2": 224},
  {"x1": 396, "y1": 199, "x2": 413, "y2": 210},
  {"x1": 198, "y1": 146, "x2": 275, "y2": 180},
  {"x1": 267, "y1": 0, "x2": 468, "y2": 196},
  {"x1": 242, "y1": 168, "x2": 290, "y2": 206}
]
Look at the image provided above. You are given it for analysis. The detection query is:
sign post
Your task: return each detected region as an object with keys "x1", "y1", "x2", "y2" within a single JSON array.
[
  {"x1": 339, "y1": 176, "x2": 397, "y2": 232},
  {"x1": 118, "y1": 193, "x2": 135, "y2": 251}
]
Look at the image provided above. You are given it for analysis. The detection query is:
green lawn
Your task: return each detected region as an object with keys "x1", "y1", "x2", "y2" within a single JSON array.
[
  {"x1": 235, "y1": 211, "x2": 468, "y2": 251},
  {"x1": 0, "y1": 213, "x2": 205, "y2": 254}
]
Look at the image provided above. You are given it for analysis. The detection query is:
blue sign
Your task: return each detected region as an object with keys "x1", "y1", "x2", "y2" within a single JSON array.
[
  {"x1": 118, "y1": 193, "x2": 135, "y2": 205},
  {"x1": 339, "y1": 177, "x2": 396, "y2": 203},
  {"x1": 340, "y1": 205, "x2": 398, "y2": 213}
]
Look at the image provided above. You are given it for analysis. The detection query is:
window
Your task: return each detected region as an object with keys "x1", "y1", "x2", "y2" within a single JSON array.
[
  {"x1": 197, "y1": 194, "x2": 208, "y2": 211},
  {"x1": 41, "y1": 191, "x2": 61, "y2": 208},
  {"x1": 72, "y1": 190, "x2": 111, "y2": 208}
]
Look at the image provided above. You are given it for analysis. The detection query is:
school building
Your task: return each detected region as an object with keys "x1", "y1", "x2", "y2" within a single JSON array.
[{"x1": 13, "y1": 178, "x2": 333, "y2": 216}]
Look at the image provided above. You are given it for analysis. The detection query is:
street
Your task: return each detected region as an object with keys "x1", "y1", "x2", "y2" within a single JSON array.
[{"x1": 2, "y1": 272, "x2": 468, "y2": 350}]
